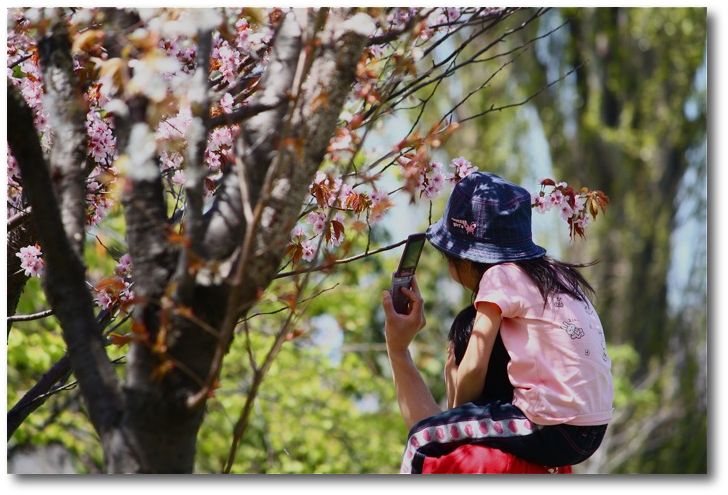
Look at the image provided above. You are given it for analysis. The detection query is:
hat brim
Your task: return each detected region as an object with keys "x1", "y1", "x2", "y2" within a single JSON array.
[{"x1": 425, "y1": 217, "x2": 546, "y2": 264}]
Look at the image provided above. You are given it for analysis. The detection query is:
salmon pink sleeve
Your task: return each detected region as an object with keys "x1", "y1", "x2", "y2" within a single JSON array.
[{"x1": 474, "y1": 264, "x2": 529, "y2": 318}]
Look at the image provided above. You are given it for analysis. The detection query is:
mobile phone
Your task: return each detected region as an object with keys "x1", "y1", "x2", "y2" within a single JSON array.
[{"x1": 391, "y1": 233, "x2": 426, "y2": 314}]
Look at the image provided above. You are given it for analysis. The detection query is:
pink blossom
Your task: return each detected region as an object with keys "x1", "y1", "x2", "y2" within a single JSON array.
[
  {"x1": 160, "y1": 151, "x2": 183, "y2": 172},
  {"x1": 338, "y1": 182, "x2": 353, "y2": 206},
  {"x1": 208, "y1": 126, "x2": 234, "y2": 152},
  {"x1": 548, "y1": 190, "x2": 564, "y2": 207},
  {"x1": 532, "y1": 193, "x2": 550, "y2": 213},
  {"x1": 449, "y1": 156, "x2": 477, "y2": 180},
  {"x1": 94, "y1": 290, "x2": 113, "y2": 310},
  {"x1": 220, "y1": 92, "x2": 234, "y2": 114},
  {"x1": 307, "y1": 211, "x2": 327, "y2": 234},
  {"x1": 116, "y1": 253, "x2": 133, "y2": 276},
  {"x1": 301, "y1": 240, "x2": 316, "y2": 262},
  {"x1": 369, "y1": 44, "x2": 386, "y2": 59},
  {"x1": 157, "y1": 106, "x2": 193, "y2": 141},
  {"x1": 559, "y1": 202, "x2": 574, "y2": 220},
  {"x1": 573, "y1": 214, "x2": 591, "y2": 229},
  {"x1": 119, "y1": 282, "x2": 134, "y2": 304},
  {"x1": 216, "y1": 42, "x2": 240, "y2": 84},
  {"x1": 370, "y1": 188, "x2": 389, "y2": 205},
  {"x1": 86, "y1": 110, "x2": 117, "y2": 165},
  {"x1": 574, "y1": 195, "x2": 588, "y2": 213},
  {"x1": 291, "y1": 225, "x2": 306, "y2": 239},
  {"x1": 172, "y1": 169, "x2": 186, "y2": 186},
  {"x1": 16, "y1": 244, "x2": 44, "y2": 277},
  {"x1": 422, "y1": 183, "x2": 440, "y2": 199}
]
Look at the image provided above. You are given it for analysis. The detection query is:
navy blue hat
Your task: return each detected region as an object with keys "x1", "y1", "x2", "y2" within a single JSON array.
[{"x1": 425, "y1": 172, "x2": 546, "y2": 263}]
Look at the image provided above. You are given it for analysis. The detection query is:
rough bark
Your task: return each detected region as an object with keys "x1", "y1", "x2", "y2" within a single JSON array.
[
  {"x1": 37, "y1": 16, "x2": 90, "y2": 256},
  {"x1": 8, "y1": 87, "x2": 139, "y2": 473}
]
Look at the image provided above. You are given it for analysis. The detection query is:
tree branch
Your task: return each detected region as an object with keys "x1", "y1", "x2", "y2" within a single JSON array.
[
  {"x1": 38, "y1": 14, "x2": 90, "y2": 256},
  {"x1": 7, "y1": 87, "x2": 132, "y2": 471},
  {"x1": 7, "y1": 309, "x2": 54, "y2": 322},
  {"x1": 275, "y1": 238, "x2": 408, "y2": 279},
  {"x1": 207, "y1": 99, "x2": 288, "y2": 129},
  {"x1": 459, "y1": 62, "x2": 582, "y2": 124}
]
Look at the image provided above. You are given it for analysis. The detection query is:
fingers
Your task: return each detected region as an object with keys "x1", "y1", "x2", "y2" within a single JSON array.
[
  {"x1": 400, "y1": 285, "x2": 422, "y2": 307},
  {"x1": 382, "y1": 290, "x2": 394, "y2": 314}
]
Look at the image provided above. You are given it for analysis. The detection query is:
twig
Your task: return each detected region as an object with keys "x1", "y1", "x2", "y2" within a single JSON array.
[
  {"x1": 9, "y1": 53, "x2": 32, "y2": 69},
  {"x1": 208, "y1": 100, "x2": 288, "y2": 129},
  {"x1": 459, "y1": 63, "x2": 583, "y2": 124},
  {"x1": 275, "y1": 238, "x2": 408, "y2": 279},
  {"x1": 7, "y1": 207, "x2": 32, "y2": 230},
  {"x1": 238, "y1": 282, "x2": 340, "y2": 324},
  {"x1": 7, "y1": 309, "x2": 54, "y2": 323}
]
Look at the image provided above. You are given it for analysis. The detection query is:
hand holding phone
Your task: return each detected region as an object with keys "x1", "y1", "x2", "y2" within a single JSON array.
[{"x1": 391, "y1": 233, "x2": 426, "y2": 314}]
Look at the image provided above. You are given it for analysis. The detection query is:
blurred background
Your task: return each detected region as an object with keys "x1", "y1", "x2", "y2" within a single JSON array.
[{"x1": 8, "y1": 7, "x2": 707, "y2": 473}]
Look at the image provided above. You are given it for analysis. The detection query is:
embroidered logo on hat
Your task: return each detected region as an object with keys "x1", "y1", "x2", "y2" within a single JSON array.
[{"x1": 452, "y1": 218, "x2": 477, "y2": 235}]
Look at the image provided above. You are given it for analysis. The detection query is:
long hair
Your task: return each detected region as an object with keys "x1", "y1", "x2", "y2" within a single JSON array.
[{"x1": 442, "y1": 250, "x2": 597, "y2": 306}]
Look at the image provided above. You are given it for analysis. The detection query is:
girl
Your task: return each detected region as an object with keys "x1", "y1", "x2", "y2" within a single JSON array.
[{"x1": 384, "y1": 171, "x2": 612, "y2": 473}]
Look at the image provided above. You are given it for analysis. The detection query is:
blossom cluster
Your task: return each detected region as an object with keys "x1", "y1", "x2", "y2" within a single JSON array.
[
  {"x1": 16, "y1": 244, "x2": 44, "y2": 277},
  {"x1": 93, "y1": 253, "x2": 135, "y2": 311},
  {"x1": 531, "y1": 179, "x2": 610, "y2": 239}
]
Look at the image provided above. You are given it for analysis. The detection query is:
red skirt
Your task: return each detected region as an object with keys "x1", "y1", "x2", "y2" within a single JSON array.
[{"x1": 421, "y1": 444, "x2": 572, "y2": 474}]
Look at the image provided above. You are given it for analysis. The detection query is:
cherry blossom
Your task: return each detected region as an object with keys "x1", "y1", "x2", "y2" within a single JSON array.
[
  {"x1": 220, "y1": 93, "x2": 234, "y2": 114},
  {"x1": 449, "y1": 156, "x2": 477, "y2": 181},
  {"x1": 215, "y1": 41, "x2": 241, "y2": 85},
  {"x1": 157, "y1": 105, "x2": 193, "y2": 141},
  {"x1": 160, "y1": 151, "x2": 184, "y2": 172},
  {"x1": 94, "y1": 289, "x2": 114, "y2": 310},
  {"x1": 86, "y1": 109, "x2": 117, "y2": 165},
  {"x1": 16, "y1": 244, "x2": 44, "y2": 277},
  {"x1": 115, "y1": 253, "x2": 133, "y2": 277},
  {"x1": 290, "y1": 225, "x2": 306, "y2": 240},
  {"x1": 548, "y1": 189, "x2": 564, "y2": 207},
  {"x1": 172, "y1": 169, "x2": 186, "y2": 187},
  {"x1": 531, "y1": 193, "x2": 550, "y2": 213},
  {"x1": 559, "y1": 202, "x2": 574, "y2": 221},
  {"x1": 307, "y1": 211, "x2": 327, "y2": 235},
  {"x1": 301, "y1": 240, "x2": 316, "y2": 262}
]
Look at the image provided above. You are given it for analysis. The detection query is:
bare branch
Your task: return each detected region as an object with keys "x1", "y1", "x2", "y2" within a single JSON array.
[
  {"x1": 7, "y1": 309, "x2": 54, "y2": 322},
  {"x1": 238, "y1": 282, "x2": 340, "y2": 323},
  {"x1": 367, "y1": 11, "x2": 421, "y2": 46},
  {"x1": 459, "y1": 62, "x2": 582, "y2": 124},
  {"x1": 275, "y1": 238, "x2": 408, "y2": 279},
  {"x1": 208, "y1": 99, "x2": 288, "y2": 129},
  {"x1": 7, "y1": 208, "x2": 32, "y2": 231}
]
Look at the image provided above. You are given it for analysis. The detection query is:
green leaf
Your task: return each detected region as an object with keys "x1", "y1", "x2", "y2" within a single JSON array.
[{"x1": 12, "y1": 65, "x2": 27, "y2": 79}]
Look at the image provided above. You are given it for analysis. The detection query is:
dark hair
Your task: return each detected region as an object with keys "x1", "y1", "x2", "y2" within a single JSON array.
[
  {"x1": 448, "y1": 305, "x2": 477, "y2": 366},
  {"x1": 443, "y1": 251, "x2": 596, "y2": 306},
  {"x1": 448, "y1": 305, "x2": 513, "y2": 402}
]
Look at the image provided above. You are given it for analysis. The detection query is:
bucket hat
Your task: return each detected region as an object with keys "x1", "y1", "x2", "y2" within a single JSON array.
[{"x1": 425, "y1": 172, "x2": 546, "y2": 263}]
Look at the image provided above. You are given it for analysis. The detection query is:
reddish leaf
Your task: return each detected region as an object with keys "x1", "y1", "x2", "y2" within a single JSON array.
[
  {"x1": 285, "y1": 328, "x2": 305, "y2": 341},
  {"x1": 540, "y1": 178, "x2": 556, "y2": 186},
  {"x1": 95, "y1": 276, "x2": 125, "y2": 293},
  {"x1": 286, "y1": 242, "x2": 303, "y2": 265},
  {"x1": 331, "y1": 220, "x2": 345, "y2": 240},
  {"x1": 151, "y1": 360, "x2": 175, "y2": 381},
  {"x1": 109, "y1": 333, "x2": 132, "y2": 347}
]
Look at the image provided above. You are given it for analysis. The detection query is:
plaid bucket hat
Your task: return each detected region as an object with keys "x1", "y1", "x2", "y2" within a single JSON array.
[{"x1": 425, "y1": 172, "x2": 546, "y2": 263}]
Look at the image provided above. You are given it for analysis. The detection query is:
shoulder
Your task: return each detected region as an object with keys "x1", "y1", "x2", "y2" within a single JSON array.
[{"x1": 480, "y1": 263, "x2": 530, "y2": 286}]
